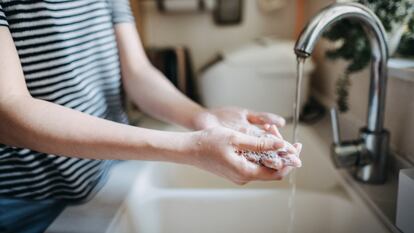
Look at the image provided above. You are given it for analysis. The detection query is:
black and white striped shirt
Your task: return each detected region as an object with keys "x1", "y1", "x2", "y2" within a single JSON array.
[{"x1": 0, "y1": 0, "x2": 134, "y2": 202}]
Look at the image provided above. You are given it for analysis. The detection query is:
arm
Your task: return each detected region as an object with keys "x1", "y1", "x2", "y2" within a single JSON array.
[
  {"x1": 0, "y1": 27, "x2": 287, "y2": 184},
  {"x1": 0, "y1": 28, "x2": 192, "y2": 163},
  {"x1": 115, "y1": 23, "x2": 287, "y2": 132},
  {"x1": 114, "y1": 23, "x2": 205, "y2": 130}
]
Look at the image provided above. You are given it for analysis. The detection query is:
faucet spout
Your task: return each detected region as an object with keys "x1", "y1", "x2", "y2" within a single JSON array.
[
  {"x1": 294, "y1": 3, "x2": 390, "y2": 184},
  {"x1": 294, "y1": 3, "x2": 388, "y2": 132}
]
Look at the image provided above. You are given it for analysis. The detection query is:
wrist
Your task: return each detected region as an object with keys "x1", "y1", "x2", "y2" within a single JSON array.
[
  {"x1": 173, "y1": 131, "x2": 203, "y2": 166},
  {"x1": 192, "y1": 109, "x2": 219, "y2": 130}
]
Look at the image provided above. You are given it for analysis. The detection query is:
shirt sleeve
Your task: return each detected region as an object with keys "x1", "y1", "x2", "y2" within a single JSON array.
[
  {"x1": 0, "y1": 4, "x2": 9, "y2": 27},
  {"x1": 108, "y1": 0, "x2": 135, "y2": 25}
]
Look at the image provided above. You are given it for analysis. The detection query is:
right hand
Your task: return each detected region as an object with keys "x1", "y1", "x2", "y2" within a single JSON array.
[{"x1": 188, "y1": 126, "x2": 300, "y2": 185}]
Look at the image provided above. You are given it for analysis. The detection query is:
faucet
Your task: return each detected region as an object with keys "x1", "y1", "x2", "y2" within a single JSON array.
[{"x1": 294, "y1": 3, "x2": 389, "y2": 184}]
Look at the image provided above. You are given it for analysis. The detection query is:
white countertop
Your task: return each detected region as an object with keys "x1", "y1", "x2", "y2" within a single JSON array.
[
  {"x1": 46, "y1": 161, "x2": 146, "y2": 233},
  {"x1": 388, "y1": 58, "x2": 414, "y2": 82}
]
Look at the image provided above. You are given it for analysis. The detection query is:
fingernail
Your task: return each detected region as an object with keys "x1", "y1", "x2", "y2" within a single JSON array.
[
  {"x1": 277, "y1": 150, "x2": 288, "y2": 157},
  {"x1": 295, "y1": 158, "x2": 302, "y2": 167},
  {"x1": 286, "y1": 144, "x2": 297, "y2": 154},
  {"x1": 294, "y1": 143, "x2": 303, "y2": 155},
  {"x1": 274, "y1": 117, "x2": 286, "y2": 127}
]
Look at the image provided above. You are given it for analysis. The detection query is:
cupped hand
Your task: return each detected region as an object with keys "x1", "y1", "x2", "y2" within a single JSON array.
[
  {"x1": 193, "y1": 107, "x2": 286, "y2": 137},
  {"x1": 188, "y1": 126, "x2": 299, "y2": 185}
]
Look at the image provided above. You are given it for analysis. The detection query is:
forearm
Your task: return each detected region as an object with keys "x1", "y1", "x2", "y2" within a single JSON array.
[
  {"x1": 114, "y1": 23, "x2": 206, "y2": 130},
  {"x1": 123, "y1": 65, "x2": 206, "y2": 130},
  {"x1": 0, "y1": 95, "x2": 196, "y2": 163}
]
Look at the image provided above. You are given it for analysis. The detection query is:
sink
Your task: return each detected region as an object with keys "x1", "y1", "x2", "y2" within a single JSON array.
[
  {"x1": 147, "y1": 126, "x2": 341, "y2": 191},
  {"x1": 106, "y1": 125, "x2": 390, "y2": 233},
  {"x1": 112, "y1": 189, "x2": 386, "y2": 233}
]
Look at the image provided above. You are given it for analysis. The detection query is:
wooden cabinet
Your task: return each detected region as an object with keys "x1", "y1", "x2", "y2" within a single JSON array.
[{"x1": 129, "y1": 0, "x2": 146, "y2": 44}]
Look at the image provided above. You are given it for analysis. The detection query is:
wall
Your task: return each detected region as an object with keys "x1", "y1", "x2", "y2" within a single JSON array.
[
  {"x1": 139, "y1": 0, "x2": 297, "y2": 71},
  {"x1": 312, "y1": 46, "x2": 414, "y2": 163}
]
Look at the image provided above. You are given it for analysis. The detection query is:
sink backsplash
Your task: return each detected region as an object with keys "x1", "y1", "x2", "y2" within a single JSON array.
[{"x1": 311, "y1": 40, "x2": 414, "y2": 165}]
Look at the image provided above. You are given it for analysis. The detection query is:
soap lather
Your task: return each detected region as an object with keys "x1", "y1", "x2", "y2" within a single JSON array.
[{"x1": 235, "y1": 130, "x2": 302, "y2": 170}]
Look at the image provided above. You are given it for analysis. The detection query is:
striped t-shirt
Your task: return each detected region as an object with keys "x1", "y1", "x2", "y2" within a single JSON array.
[{"x1": 0, "y1": 0, "x2": 134, "y2": 202}]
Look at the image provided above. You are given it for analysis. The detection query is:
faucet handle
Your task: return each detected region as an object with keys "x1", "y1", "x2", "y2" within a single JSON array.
[
  {"x1": 329, "y1": 107, "x2": 361, "y2": 168},
  {"x1": 330, "y1": 108, "x2": 341, "y2": 145}
]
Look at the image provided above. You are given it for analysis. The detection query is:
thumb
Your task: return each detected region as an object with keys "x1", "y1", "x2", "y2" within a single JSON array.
[
  {"x1": 232, "y1": 133, "x2": 284, "y2": 152},
  {"x1": 264, "y1": 124, "x2": 284, "y2": 139}
]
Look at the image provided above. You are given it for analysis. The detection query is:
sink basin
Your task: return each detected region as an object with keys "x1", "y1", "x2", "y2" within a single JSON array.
[
  {"x1": 112, "y1": 189, "x2": 386, "y2": 233},
  {"x1": 106, "y1": 125, "x2": 389, "y2": 233},
  {"x1": 148, "y1": 126, "x2": 341, "y2": 191}
]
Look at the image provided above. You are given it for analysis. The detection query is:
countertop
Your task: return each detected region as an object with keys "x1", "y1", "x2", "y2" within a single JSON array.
[
  {"x1": 46, "y1": 161, "x2": 146, "y2": 233},
  {"x1": 388, "y1": 58, "x2": 414, "y2": 82},
  {"x1": 311, "y1": 115, "x2": 413, "y2": 233}
]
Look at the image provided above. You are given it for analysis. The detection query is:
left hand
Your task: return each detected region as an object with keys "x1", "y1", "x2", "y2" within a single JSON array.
[
  {"x1": 194, "y1": 107, "x2": 286, "y2": 138},
  {"x1": 193, "y1": 107, "x2": 301, "y2": 176}
]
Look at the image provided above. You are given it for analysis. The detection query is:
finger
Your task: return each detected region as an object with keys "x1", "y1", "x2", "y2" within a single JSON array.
[
  {"x1": 261, "y1": 157, "x2": 284, "y2": 170},
  {"x1": 293, "y1": 142, "x2": 303, "y2": 158},
  {"x1": 279, "y1": 166, "x2": 293, "y2": 177},
  {"x1": 279, "y1": 143, "x2": 302, "y2": 167},
  {"x1": 262, "y1": 124, "x2": 282, "y2": 139},
  {"x1": 232, "y1": 133, "x2": 284, "y2": 152},
  {"x1": 248, "y1": 112, "x2": 286, "y2": 126},
  {"x1": 242, "y1": 151, "x2": 260, "y2": 163},
  {"x1": 271, "y1": 125, "x2": 284, "y2": 139},
  {"x1": 294, "y1": 143, "x2": 303, "y2": 157},
  {"x1": 276, "y1": 148, "x2": 289, "y2": 157},
  {"x1": 278, "y1": 143, "x2": 302, "y2": 167},
  {"x1": 247, "y1": 112, "x2": 286, "y2": 127},
  {"x1": 244, "y1": 162, "x2": 283, "y2": 181},
  {"x1": 281, "y1": 154, "x2": 302, "y2": 167},
  {"x1": 244, "y1": 125, "x2": 266, "y2": 136},
  {"x1": 280, "y1": 141, "x2": 297, "y2": 155}
]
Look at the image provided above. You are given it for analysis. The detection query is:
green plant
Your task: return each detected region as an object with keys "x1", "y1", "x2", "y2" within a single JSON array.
[
  {"x1": 397, "y1": 17, "x2": 414, "y2": 57},
  {"x1": 323, "y1": 0, "x2": 414, "y2": 112}
]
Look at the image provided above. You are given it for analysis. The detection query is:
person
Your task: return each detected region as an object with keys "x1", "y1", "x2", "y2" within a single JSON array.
[{"x1": 0, "y1": 0, "x2": 302, "y2": 232}]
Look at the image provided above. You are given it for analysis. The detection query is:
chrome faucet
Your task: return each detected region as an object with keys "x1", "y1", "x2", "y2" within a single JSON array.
[{"x1": 294, "y1": 3, "x2": 389, "y2": 184}]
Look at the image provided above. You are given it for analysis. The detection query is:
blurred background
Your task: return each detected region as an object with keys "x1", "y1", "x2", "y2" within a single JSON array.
[{"x1": 129, "y1": 0, "x2": 414, "y2": 165}]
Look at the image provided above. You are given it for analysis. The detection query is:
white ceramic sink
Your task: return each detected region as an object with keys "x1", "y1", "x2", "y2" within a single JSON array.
[
  {"x1": 112, "y1": 189, "x2": 386, "y2": 233},
  {"x1": 107, "y1": 125, "x2": 390, "y2": 233},
  {"x1": 141, "y1": 125, "x2": 340, "y2": 191}
]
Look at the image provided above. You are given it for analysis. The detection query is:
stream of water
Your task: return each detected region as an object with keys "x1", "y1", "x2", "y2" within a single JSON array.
[{"x1": 287, "y1": 57, "x2": 305, "y2": 233}]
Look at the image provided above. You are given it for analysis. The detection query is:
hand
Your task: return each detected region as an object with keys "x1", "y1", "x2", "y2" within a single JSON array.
[
  {"x1": 187, "y1": 126, "x2": 298, "y2": 185},
  {"x1": 194, "y1": 107, "x2": 286, "y2": 138}
]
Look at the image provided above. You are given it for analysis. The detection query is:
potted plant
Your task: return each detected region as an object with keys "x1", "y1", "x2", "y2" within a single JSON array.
[
  {"x1": 397, "y1": 17, "x2": 414, "y2": 57},
  {"x1": 323, "y1": 0, "x2": 414, "y2": 112}
]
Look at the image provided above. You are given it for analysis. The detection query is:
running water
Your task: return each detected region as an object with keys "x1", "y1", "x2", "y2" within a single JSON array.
[
  {"x1": 287, "y1": 57, "x2": 305, "y2": 233},
  {"x1": 292, "y1": 57, "x2": 305, "y2": 142}
]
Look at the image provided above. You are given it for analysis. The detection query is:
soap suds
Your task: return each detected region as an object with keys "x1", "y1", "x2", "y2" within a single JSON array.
[{"x1": 235, "y1": 130, "x2": 302, "y2": 170}]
